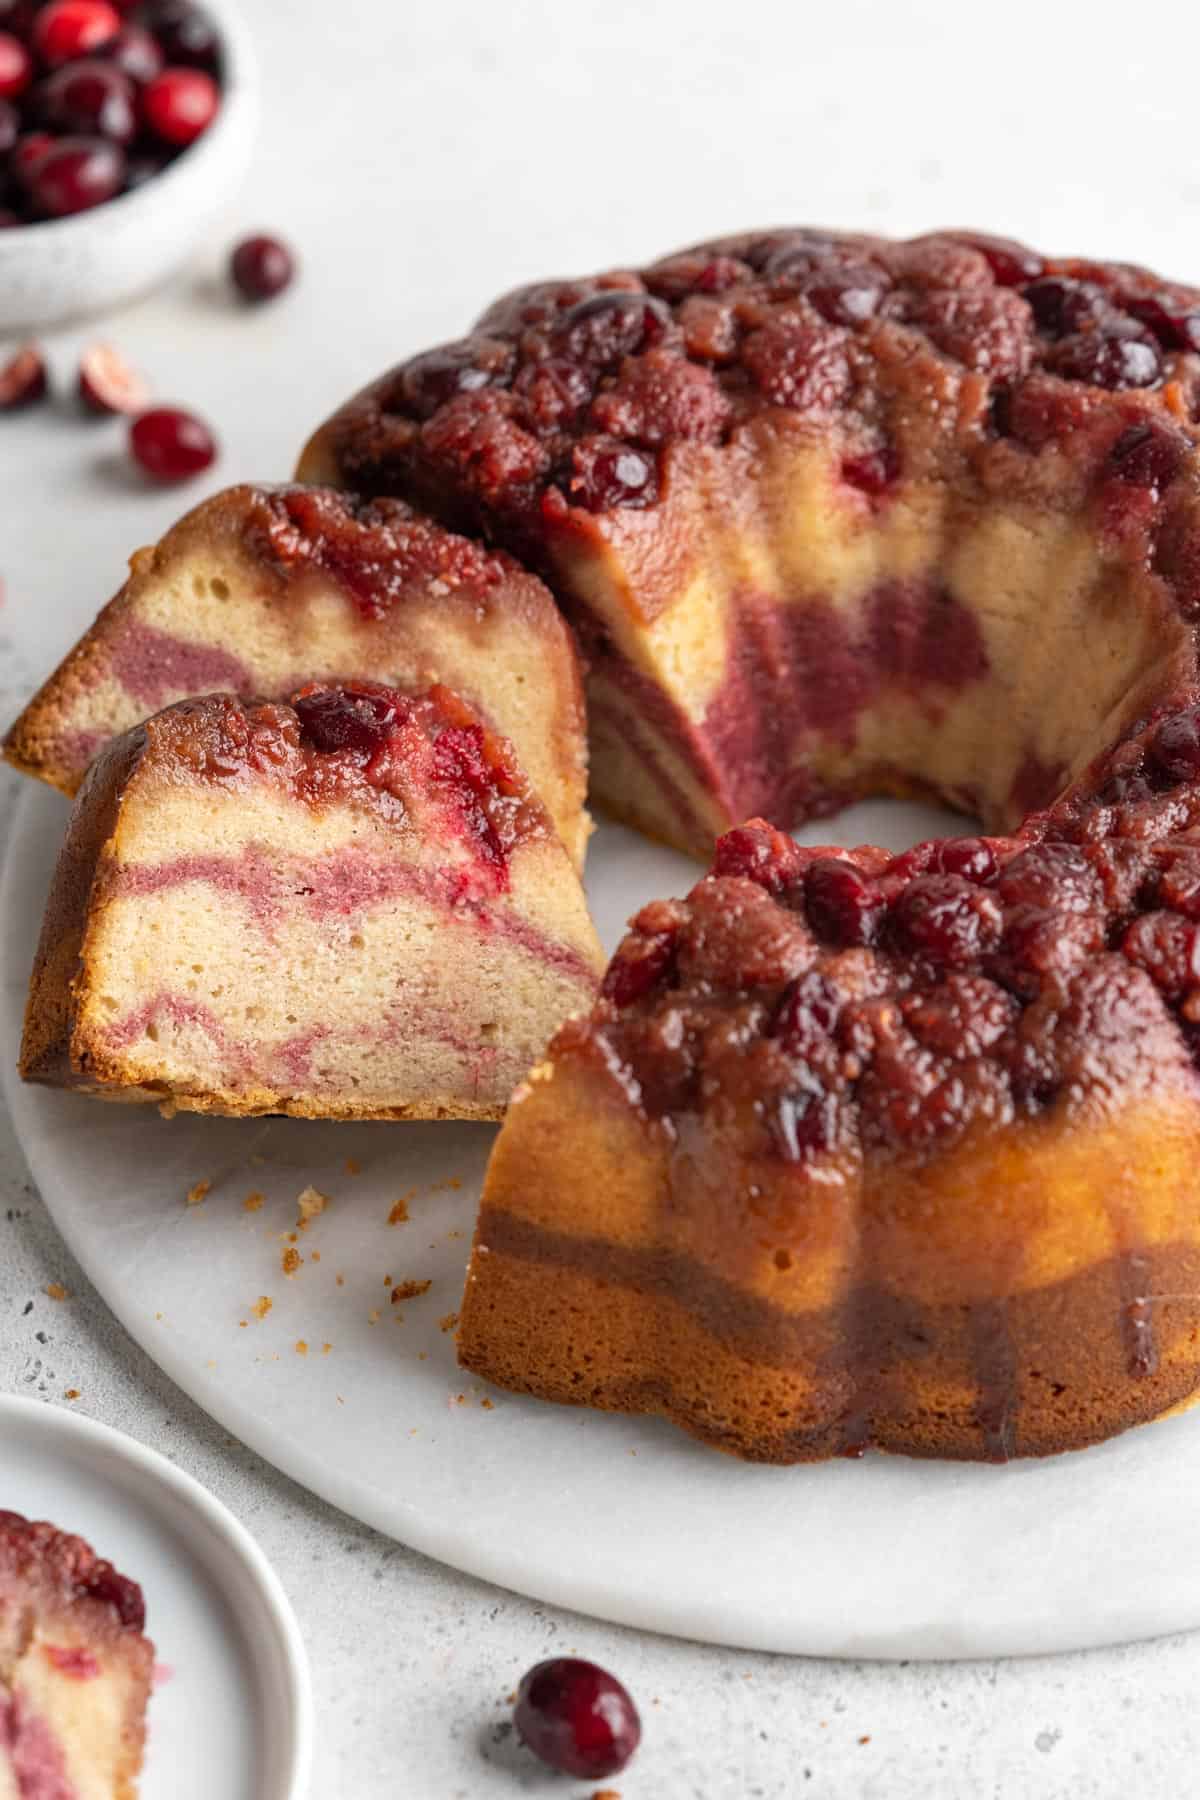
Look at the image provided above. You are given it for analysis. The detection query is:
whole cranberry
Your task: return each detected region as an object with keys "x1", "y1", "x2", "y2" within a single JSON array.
[
  {"x1": 397, "y1": 341, "x2": 499, "y2": 418},
  {"x1": 230, "y1": 232, "x2": 294, "y2": 302},
  {"x1": 11, "y1": 129, "x2": 54, "y2": 186},
  {"x1": 1107, "y1": 421, "x2": 1182, "y2": 492},
  {"x1": 891, "y1": 874, "x2": 1003, "y2": 964},
  {"x1": 601, "y1": 928, "x2": 678, "y2": 1007},
  {"x1": 930, "y1": 837, "x2": 998, "y2": 882},
  {"x1": 841, "y1": 444, "x2": 899, "y2": 495},
  {"x1": 138, "y1": 0, "x2": 220, "y2": 71},
  {"x1": 129, "y1": 405, "x2": 216, "y2": 480},
  {"x1": 551, "y1": 289, "x2": 672, "y2": 364},
  {"x1": 1022, "y1": 276, "x2": 1105, "y2": 337},
  {"x1": 293, "y1": 683, "x2": 398, "y2": 757},
  {"x1": 1048, "y1": 330, "x2": 1161, "y2": 390},
  {"x1": 1151, "y1": 708, "x2": 1200, "y2": 784},
  {"x1": 514, "y1": 1658, "x2": 641, "y2": 1780},
  {"x1": 105, "y1": 21, "x2": 162, "y2": 80},
  {"x1": 33, "y1": 0, "x2": 121, "y2": 65},
  {"x1": 141, "y1": 64, "x2": 217, "y2": 145},
  {"x1": 29, "y1": 136, "x2": 126, "y2": 216},
  {"x1": 0, "y1": 28, "x2": 31, "y2": 98},
  {"x1": 566, "y1": 435, "x2": 658, "y2": 511},
  {"x1": 955, "y1": 232, "x2": 1045, "y2": 288},
  {"x1": 804, "y1": 857, "x2": 883, "y2": 946},
  {"x1": 39, "y1": 59, "x2": 138, "y2": 144},
  {"x1": 1123, "y1": 293, "x2": 1200, "y2": 354}
]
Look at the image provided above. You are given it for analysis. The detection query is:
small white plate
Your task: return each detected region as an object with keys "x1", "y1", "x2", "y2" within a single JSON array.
[{"x1": 0, "y1": 1393, "x2": 312, "y2": 1799}]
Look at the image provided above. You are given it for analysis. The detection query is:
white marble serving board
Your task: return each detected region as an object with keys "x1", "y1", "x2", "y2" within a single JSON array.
[{"x1": 6, "y1": 778, "x2": 1200, "y2": 1660}]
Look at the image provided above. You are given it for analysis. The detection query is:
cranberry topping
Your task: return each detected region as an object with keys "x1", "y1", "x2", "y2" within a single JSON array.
[
  {"x1": 954, "y1": 232, "x2": 1045, "y2": 287},
  {"x1": 514, "y1": 1658, "x2": 641, "y2": 1779},
  {"x1": 141, "y1": 63, "x2": 216, "y2": 143},
  {"x1": 602, "y1": 925, "x2": 679, "y2": 1007},
  {"x1": 230, "y1": 232, "x2": 295, "y2": 302},
  {"x1": 33, "y1": 1, "x2": 121, "y2": 65},
  {"x1": 1047, "y1": 330, "x2": 1161, "y2": 390},
  {"x1": 1122, "y1": 293, "x2": 1200, "y2": 354},
  {"x1": 129, "y1": 405, "x2": 216, "y2": 480},
  {"x1": 0, "y1": 340, "x2": 47, "y2": 408},
  {"x1": 11, "y1": 127, "x2": 53, "y2": 183},
  {"x1": 713, "y1": 820, "x2": 803, "y2": 892},
  {"x1": 1107, "y1": 421, "x2": 1182, "y2": 492},
  {"x1": 1023, "y1": 276, "x2": 1107, "y2": 337},
  {"x1": 82, "y1": 1561, "x2": 145, "y2": 1631},
  {"x1": 929, "y1": 836, "x2": 998, "y2": 882},
  {"x1": 398, "y1": 340, "x2": 509, "y2": 420},
  {"x1": 39, "y1": 59, "x2": 137, "y2": 145},
  {"x1": 550, "y1": 290, "x2": 671, "y2": 365},
  {"x1": 803, "y1": 264, "x2": 887, "y2": 326},
  {"x1": 891, "y1": 874, "x2": 1003, "y2": 964},
  {"x1": 565, "y1": 435, "x2": 657, "y2": 511},
  {"x1": 1151, "y1": 708, "x2": 1200, "y2": 785},
  {"x1": 804, "y1": 857, "x2": 884, "y2": 946},
  {"x1": 1122, "y1": 910, "x2": 1200, "y2": 998},
  {"x1": 772, "y1": 968, "x2": 841, "y2": 1046},
  {"x1": 29, "y1": 133, "x2": 124, "y2": 214},
  {"x1": 293, "y1": 683, "x2": 397, "y2": 758},
  {"x1": 0, "y1": 28, "x2": 31, "y2": 97}
]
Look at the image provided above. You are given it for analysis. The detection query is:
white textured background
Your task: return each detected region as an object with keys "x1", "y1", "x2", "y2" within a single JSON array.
[{"x1": 5, "y1": 0, "x2": 1200, "y2": 1790}]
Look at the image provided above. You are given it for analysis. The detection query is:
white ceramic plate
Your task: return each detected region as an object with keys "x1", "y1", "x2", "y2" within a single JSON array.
[
  {"x1": 8, "y1": 780, "x2": 1200, "y2": 1661},
  {"x1": 0, "y1": 1391, "x2": 311, "y2": 1797}
]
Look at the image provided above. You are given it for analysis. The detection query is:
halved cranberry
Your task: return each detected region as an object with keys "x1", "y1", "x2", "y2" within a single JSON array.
[
  {"x1": 551, "y1": 290, "x2": 671, "y2": 365},
  {"x1": 81, "y1": 1563, "x2": 145, "y2": 1631},
  {"x1": 78, "y1": 341, "x2": 150, "y2": 413},
  {"x1": 841, "y1": 444, "x2": 899, "y2": 495},
  {"x1": 230, "y1": 232, "x2": 294, "y2": 302},
  {"x1": 0, "y1": 342, "x2": 48, "y2": 409},
  {"x1": 566, "y1": 435, "x2": 657, "y2": 511},
  {"x1": 105, "y1": 20, "x2": 162, "y2": 80},
  {"x1": 33, "y1": 0, "x2": 121, "y2": 65},
  {"x1": 29, "y1": 135, "x2": 125, "y2": 215},
  {"x1": 514, "y1": 1658, "x2": 641, "y2": 1780},
  {"x1": 1047, "y1": 331, "x2": 1161, "y2": 390},
  {"x1": 1107, "y1": 421, "x2": 1182, "y2": 492},
  {"x1": 39, "y1": 59, "x2": 137, "y2": 144},
  {"x1": 0, "y1": 28, "x2": 31, "y2": 97},
  {"x1": 804, "y1": 857, "x2": 883, "y2": 946},
  {"x1": 293, "y1": 683, "x2": 398, "y2": 757},
  {"x1": 1150, "y1": 707, "x2": 1200, "y2": 784},
  {"x1": 930, "y1": 837, "x2": 998, "y2": 882},
  {"x1": 139, "y1": 0, "x2": 220, "y2": 72},
  {"x1": 891, "y1": 874, "x2": 1003, "y2": 964},
  {"x1": 141, "y1": 64, "x2": 217, "y2": 145},
  {"x1": 129, "y1": 405, "x2": 215, "y2": 480}
]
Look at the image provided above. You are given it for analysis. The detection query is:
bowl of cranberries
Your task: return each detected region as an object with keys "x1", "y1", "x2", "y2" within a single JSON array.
[{"x1": 0, "y1": 0, "x2": 256, "y2": 330}]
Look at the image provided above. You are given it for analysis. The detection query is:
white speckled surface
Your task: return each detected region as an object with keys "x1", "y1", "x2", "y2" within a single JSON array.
[{"x1": 5, "y1": 0, "x2": 1200, "y2": 1787}]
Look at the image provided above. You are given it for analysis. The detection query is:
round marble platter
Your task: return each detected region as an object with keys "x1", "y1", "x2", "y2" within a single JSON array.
[{"x1": 6, "y1": 778, "x2": 1200, "y2": 1661}]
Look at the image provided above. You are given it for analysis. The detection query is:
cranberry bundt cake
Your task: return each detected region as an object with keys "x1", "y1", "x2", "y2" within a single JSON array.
[
  {"x1": 0, "y1": 1510, "x2": 153, "y2": 1798},
  {"x1": 300, "y1": 228, "x2": 1200, "y2": 858},
  {"x1": 460, "y1": 703, "x2": 1200, "y2": 1462},
  {"x1": 21, "y1": 682, "x2": 602, "y2": 1120},
  {"x1": 3, "y1": 483, "x2": 590, "y2": 869}
]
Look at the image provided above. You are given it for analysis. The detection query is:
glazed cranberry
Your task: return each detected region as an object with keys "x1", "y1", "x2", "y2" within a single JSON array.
[
  {"x1": 1122, "y1": 294, "x2": 1200, "y2": 354},
  {"x1": 398, "y1": 341, "x2": 498, "y2": 418},
  {"x1": 1022, "y1": 276, "x2": 1105, "y2": 337},
  {"x1": 713, "y1": 821, "x2": 802, "y2": 892},
  {"x1": 0, "y1": 342, "x2": 48, "y2": 409},
  {"x1": 139, "y1": 0, "x2": 220, "y2": 72},
  {"x1": 1122, "y1": 910, "x2": 1200, "y2": 998},
  {"x1": 602, "y1": 927, "x2": 678, "y2": 1007},
  {"x1": 0, "y1": 29, "x2": 31, "y2": 97},
  {"x1": 1107, "y1": 421, "x2": 1182, "y2": 492},
  {"x1": 1048, "y1": 331, "x2": 1161, "y2": 390},
  {"x1": 78, "y1": 341, "x2": 150, "y2": 413},
  {"x1": 567, "y1": 435, "x2": 658, "y2": 511},
  {"x1": 29, "y1": 135, "x2": 125, "y2": 214},
  {"x1": 141, "y1": 65, "x2": 217, "y2": 145},
  {"x1": 39, "y1": 59, "x2": 137, "y2": 144},
  {"x1": 771, "y1": 1069, "x2": 839, "y2": 1161},
  {"x1": 129, "y1": 405, "x2": 215, "y2": 480},
  {"x1": 82, "y1": 1563, "x2": 144, "y2": 1631},
  {"x1": 293, "y1": 684, "x2": 398, "y2": 758},
  {"x1": 841, "y1": 444, "x2": 899, "y2": 495},
  {"x1": 760, "y1": 233, "x2": 837, "y2": 278},
  {"x1": 956, "y1": 232, "x2": 1045, "y2": 288},
  {"x1": 803, "y1": 266, "x2": 886, "y2": 326},
  {"x1": 33, "y1": 1, "x2": 121, "y2": 65},
  {"x1": 773, "y1": 969, "x2": 841, "y2": 1046},
  {"x1": 230, "y1": 232, "x2": 294, "y2": 302},
  {"x1": 105, "y1": 20, "x2": 162, "y2": 81},
  {"x1": 1159, "y1": 846, "x2": 1200, "y2": 918},
  {"x1": 1150, "y1": 708, "x2": 1200, "y2": 784},
  {"x1": 891, "y1": 874, "x2": 1003, "y2": 964},
  {"x1": 804, "y1": 857, "x2": 884, "y2": 946},
  {"x1": 0, "y1": 95, "x2": 18, "y2": 152},
  {"x1": 551, "y1": 290, "x2": 671, "y2": 364},
  {"x1": 514, "y1": 1658, "x2": 641, "y2": 1780},
  {"x1": 512, "y1": 355, "x2": 593, "y2": 427},
  {"x1": 930, "y1": 837, "x2": 998, "y2": 883}
]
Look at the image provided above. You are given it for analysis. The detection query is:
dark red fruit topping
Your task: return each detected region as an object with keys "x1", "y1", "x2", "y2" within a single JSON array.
[
  {"x1": 842, "y1": 444, "x2": 899, "y2": 496},
  {"x1": 551, "y1": 290, "x2": 671, "y2": 365},
  {"x1": 39, "y1": 59, "x2": 137, "y2": 145},
  {"x1": 805, "y1": 857, "x2": 884, "y2": 946},
  {"x1": 33, "y1": 1, "x2": 120, "y2": 66},
  {"x1": 11, "y1": 128, "x2": 53, "y2": 184},
  {"x1": 294, "y1": 684, "x2": 398, "y2": 758},
  {"x1": 713, "y1": 821, "x2": 803, "y2": 892},
  {"x1": 81, "y1": 1562, "x2": 145, "y2": 1632},
  {"x1": 891, "y1": 874, "x2": 1003, "y2": 964},
  {"x1": 955, "y1": 232, "x2": 1045, "y2": 287},
  {"x1": 602, "y1": 925, "x2": 679, "y2": 1007},
  {"x1": 0, "y1": 28, "x2": 31, "y2": 97},
  {"x1": 1122, "y1": 293, "x2": 1200, "y2": 354},
  {"x1": 129, "y1": 405, "x2": 215, "y2": 480},
  {"x1": 398, "y1": 341, "x2": 506, "y2": 420},
  {"x1": 230, "y1": 232, "x2": 295, "y2": 302},
  {"x1": 1150, "y1": 708, "x2": 1200, "y2": 784},
  {"x1": 0, "y1": 341, "x2": 47, "y2": 408},
  {"x1": 802, "y1": 265, "x2": 886, "y2": 326},
  {"x1": 1022, "y1": 277, "x2": 1105, "y2": 337},
  {"x1": 78, "y1": 341, "x2": 150, "y2": 413},
  {"x1": 28, "y1": 134, "x2": 124, "y2": 215},
  {"x1": 565, "y1": 435, "x2": 658, "y2": 511},
  {"x1": 1047, "y1": 330, "x2": 1161, "y2": 390},
  {"x1": 1106, "y1": 421, "x2": 1182, "y2": 493},
  {"x1": 1122, "y1": 910, "x2": 1200, "y2": 998},
  {"x1": 773, "y1": 968, "x2": 841, "y2": 1046},
  {"x1": 141, "y1": 64, "x2": 216, "y2": 145},
  {"x1": 105, "y1": 21, "x2": 162, "y2": 82},
  {"x1": 929, "y1": 837, "x2": 998, "y2": 882},
  {"x1": 514, "y1": 1658, "x2": 641, "y2": 1780}
]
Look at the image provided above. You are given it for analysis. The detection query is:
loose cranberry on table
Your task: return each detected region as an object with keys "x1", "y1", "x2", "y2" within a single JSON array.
[
  {"x1": 78, "y1": 341, "x2": 150, "y2": 413},
  {"x1": 230, "y1": 233, "x2": 295, "y2": 302},
  {"x1": 140, "y1": 64, "x2": 216, "y2": 145},
  {"x1": 513, "y1": 1657, "x2": 641, "y2": 1779},
  {"x1": 129, "y1": 405, "x2": 215, "y2": 481},
  {"x1": 0, "y1": 342, "x2": 49, "y2": 409}
]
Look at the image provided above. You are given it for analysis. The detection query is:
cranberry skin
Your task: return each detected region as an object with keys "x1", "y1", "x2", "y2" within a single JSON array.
[
  {"x1": 891, "y1": 874, "x2": 1003, "y2": 964},
  {"x1": 105, "y1": 21, "x2": 162, "y2": 81},
  {"x1": 551, "y1": 290, "x2": 672, "y2": 365},
  {"x1": 956, "y1": 232, "x2": 1045, "y2": 288},
  {"x1": 230, "y1": 233, "x2": 294, "y2": 302},
  {"x1": 930, "y1": 837, "x2": 998, "y2": 883},
  {"x1": 1151, "y1": 708, "x2": 1200, "y2": 784},
  {"x1": 803, "y1": 266, "x2": 886, "y2": 326},
  {"x1": 0, "y1": 342, "x2": 48, "y2": 409},
  {"x1": 1048, "y1": 331, "x2": 1161, "y2": 390},
  {"x1": 713, "y1": 821, "x2": 802, "y2": 892},
  {"x1": 804, "y1": 858, "x2": 884, "y2": 946},
  {"x1": 129, "y1": 406, "x2": 215, "y2": 481},
  {"x1": 29, "y1": 135, "x2": 125, "y2": 215},
  {"x1": 841, "y1": 444, "x2": 899, "y2": 496},
  {"x1": 34, "y1": 1, "x2": 121, "y2": 65},
  {"x1": 0, "y1": 29, "x2": 31, "y2": 98},
  {"x1": 1123, "y1": 293, "x2": 1200, "y2": 354},
  {"x1": 566, "y1": 435, "x2": 658, "y2": 511},
  {"x1": 293, "y1": 685, "x2": 398, "y2": 758},
  {"x1": 398, "y1": 341, "x2": 500, "y2": 419},
  {"x1": 39, "y1": 59, "x2": 137, "y2": 144},
  {"x1": 1107, "y1": 421, "x2": 1182, "y2": 493},
  {"x1": 602, "y1": 928, "x2": 678, "y2": 1007},
  {"x1": 78, "y1": 341, "x2": 151, "y2": 413},
  {"x1": 1023, "y1": 276, "x2": 1105, "y2": 337},
  {"x1": 138, "y1": 0, "x2": 220, "y2": 72},
  {"x1": 514, "y1": 1658, "x2": 641, "y2": 1780},
  {"x1": 773, "y1": 969, "x2": 841, "y2": 1046},
  {"x1": 141, "y1": 65, "x2": 217, "y2": 145}
]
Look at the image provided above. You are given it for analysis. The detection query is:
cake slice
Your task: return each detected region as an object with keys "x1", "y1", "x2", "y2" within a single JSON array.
[
  {"x1": 21, "y1": 681, "x2": 603, "y2": 1119},
  {"x1": 3, "y1": 483, "x2": 590, "y2": 870},
  {"x1": 300, "y1": 228, "x2": 1200, "y2": 858},
  {"x1": 0, "y1": 1509, "x2": 153, "y2": 1799}
]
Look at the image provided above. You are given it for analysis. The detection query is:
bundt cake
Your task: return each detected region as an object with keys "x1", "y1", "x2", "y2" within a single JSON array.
[
  {"x1": 21, "y1": 681, "x2": 603, "y2": 1119},
  {"x1": 299, "y1": 228, "x2": 1200, "y2": 858},
  {"x1": 459, "y1": 703, "x2": 1200, "y2": 1462},
  {"x1": 0, "y1": 1509, "x2": 153, "y2": 1798},
  {"x1": 3, "y1": 482, "x2": 590, "y2": 870}
]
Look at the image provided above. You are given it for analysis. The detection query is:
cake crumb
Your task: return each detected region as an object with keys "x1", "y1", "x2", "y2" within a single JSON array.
[
  {"x1": 432, "y1": 1177, "x2": 462, "y2": 1192},
  {"x1": 592, "y1": 1790, "x2": 621, "y2": 1799},
  {"x1": 368, "y1": 1309, "x2": 380, "y2": 1325},
  {"x1": 322, "y1": 1343, "x2": 332, "y2": 1355},
  {"x1": 64, "y1": 1389, "x2": 80, "y2": 1401},
  {"x1": 296, "y1": 1185, "x2": 330, "y2": 1228},
  {"x1": 480, "y1": 1397, "x2": 494, "y2": 1410},
  {"x1": 335, "y1": 1273, "x2": 345, "y2": 1286},
  {"x1": 282, "y1": 1248, "x2": 302, "y2": 1277},
  {"x1": 185, "y1": 1179, "x2": 211, "y2": 1207},
  {"x1": 387, "y1": 1194, "x2": 412, "y2": 1225},
  {"x1": 439, "y1": 1310, "x2": 460, "y2": 1333},
  {"x1": 345, "y1": 1157, "x2": 362, "y2": 1176},
  {"x1": 393, "y1": 1279, "x2": 432, "y2": 1304},
  {"x1": 243, "y1": 1191, "x2": 265, "y2": 1212},
  {"x1": 295, "y1": 1340, "x2": 308, "y2": 1356},
  {"x1": 44, "y1": 1283, "x2": 69, "y2": 1302},
  {"x1": 383, "y1": 1274, "x2": 393, "y2": 1287},
  {"x1": 252, "y1": 1296, "x2": 273, "y2": 1321},
  {"x1": 418, "y1": 1351, "x2": 428, "y2": 1361},
  {"x1": 859, "y1": 1735, "x2": 871, "y2": 1745}
]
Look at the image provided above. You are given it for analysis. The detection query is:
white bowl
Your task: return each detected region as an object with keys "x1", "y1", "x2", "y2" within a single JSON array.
[{"x1": 0, "y1": 0, "x2": 258, "y2": 334}]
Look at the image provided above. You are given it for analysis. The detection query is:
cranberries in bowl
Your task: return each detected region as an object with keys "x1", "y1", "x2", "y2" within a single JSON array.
[{"x1": 0, "y1": 0, "x2": 256, "y2": 331}]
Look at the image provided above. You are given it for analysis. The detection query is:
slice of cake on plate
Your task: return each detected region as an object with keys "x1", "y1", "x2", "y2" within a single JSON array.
[
  {"x1": 3, "y1": 483, "x2": 590, "y2": 870},
  {"x1": 20, "y1": 680, "x2": 603, "y2": 1120},
  {"x1": 0, "y1": 1509, "x2": 153, "y2": 1798}
]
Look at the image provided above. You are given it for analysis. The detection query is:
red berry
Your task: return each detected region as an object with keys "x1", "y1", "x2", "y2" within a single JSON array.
[
  {"x1": 293, "y1": 683, "x2": 397, "y2": 757},
  {"x1": 141, "y1": 65, "x2": 217, "y2": 145},
  {"x1": 230, "y1": 233, "x2": 295, "y2": 302},
  {"x1": 33, "y1": 1, "x2": 121, "y2": 66},
  {"x1": 129, "y1": 406, "x2": 216, "y2": 481},
  {"x1": 105, "y1": 21, "x2": 162, "y2": 82},
  {"x1": 890, "y1": 874, "x2": 1003, "y2": 964},
  {"x1": 11, "y1": 129, "x2": 54, "y2": 185},
  {"x1": 40, "y1": 58, "x2": 137, "y2": 143},
  {"x1": 0, "y1": 95, "x2": 18, "y2": 151},
  {"x1": 78, "y1": 342, "x2": 151, "y2": 414},
  {"x1": 0, "y1": 28, "x2": 31, "y2": 96},
  {"x1": 1151, "y1": 707, "x2": 1200, "y2": 784},
  {"x1": 0, "y1": 343, "x2": 48, "y2": 409},
  {"x1": 29, "y1": 134, "x2": 124, "y2": 215},
  {"x1": 514, "y1": 1658, "x2": 641, "y2": 1780},
  {"x1": 804, "y1": 857, "x2": 883, "y2": 946},
  {"x1": 141, "y1": 1, "x2": 220, "y2": 71},
  {"x1": 567, "y1": 435, "x2": 658, "y2": 511}
]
